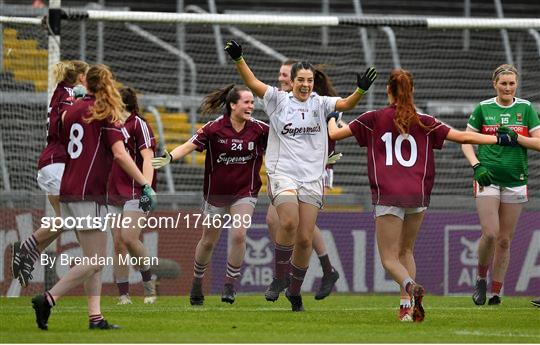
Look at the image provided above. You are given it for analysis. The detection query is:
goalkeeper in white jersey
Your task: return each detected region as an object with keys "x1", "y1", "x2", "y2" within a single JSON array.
[{"x1": 225, "y1": 40, "x2": 376, "y2": 311}]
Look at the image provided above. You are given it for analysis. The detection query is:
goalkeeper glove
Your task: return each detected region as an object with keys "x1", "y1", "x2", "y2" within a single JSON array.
[
  {"x1": 73, "y1": 84, "x2": 87, "y2": 99},
  {"x1": 327, "y1": 151, "x2": 343, "y2": 165},
  {"x1": 473, "y1": 163, "x2": 493, "y2": 187},
  {"x1": 496, "y1": 126, "x2": 518, "y2": 146},
  {"x1": 139, "y1": 184, "x2": 157, "y2": 212},
  {"x1": 224, "y1": 40, "x2": 243, "y2": 62},
  {"x1": 356, "y1": 67, "x2": 377, "y2": 95},
  {"x1": 326, "y1": 111, "x2": 342, "y2": 123},
  {"x1": 151, "y1": 150, "x2": 172, "y2": 169}
]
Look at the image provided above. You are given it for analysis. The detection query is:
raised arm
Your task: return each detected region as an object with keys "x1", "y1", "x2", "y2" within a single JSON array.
[
  {"x1": 335, "y1": 67, "x2": 377, "y2": 112},
  {"x1": 447, "y1": 128, "x2": 497, "y2": 145},
  {"x1": 224, "y1": 40, "x2": 268, "y2": 98},
  {"x1": 151, "y1": 141, "x2": 198, "y2": 169}
]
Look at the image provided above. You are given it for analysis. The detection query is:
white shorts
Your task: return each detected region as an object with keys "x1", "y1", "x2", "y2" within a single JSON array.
[
  {"x1": 60, "y1": 201, "x2": 107, "y2": 231},
  {"x1": 267, "y1": 173, "x2": 324, "y2": 209},
  {"x1": 202, "y1": 197, "x2": 257, "y2": 216},
  {"x1": 374, "y1": 205, "x2": 427, "y2": 221},
  {"x1": 323, "y1": 168, "x2": 334, "y2": 189},
  {"x1": 107, "y1": 199, "x2": 144, "y2": 214},
  {"x1": 474, "y1": 183, "x2": 528, "y2": 204},
  {"x1": 36, "y1": 163, "x2": 65, "y2": 195}
]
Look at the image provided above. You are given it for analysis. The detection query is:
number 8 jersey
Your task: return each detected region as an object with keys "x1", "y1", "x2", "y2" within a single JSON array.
[
  {"x1": 349, "y1": 105, "x2": 450, "y2": 208},
  {"x1": 59, "y1": 95, "x2": 127, "y2": 204}
]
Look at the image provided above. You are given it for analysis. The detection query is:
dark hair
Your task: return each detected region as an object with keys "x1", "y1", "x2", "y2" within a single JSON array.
[
  {"x1": 388, "y1": 69, "x2": 431, "y2": 134},
  {"x1": 199, "y1": 84, "x2": 252, "y2": 116},
  {"x1": 119, "y1": 87, "x2": 139, "y2": 114},
  {"x1": 290, "y1": 61, "x2": 338, "y2": 97}
]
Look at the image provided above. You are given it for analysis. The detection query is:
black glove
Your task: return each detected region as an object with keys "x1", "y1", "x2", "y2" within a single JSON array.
[
  {"x1": 224, "y1": 40, "x2": 243, "y2": 62},
  {"x1": 496, "y1": 126, "x2": 518, "y2": 146},
  {"x1": 356, "y1": 67, "x2": 377, "y2": 94},
  {"x1": 326, "y1": 111, "x2": 341, "y2": 123}
]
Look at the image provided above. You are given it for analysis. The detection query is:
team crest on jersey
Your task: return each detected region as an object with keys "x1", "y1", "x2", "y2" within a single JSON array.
[
  {"x1": 248, "y1": 142, "x2": 254, "y2": 150},
  {"x1": 516, "y1": 113, "x2": 522, "y2": 122}
]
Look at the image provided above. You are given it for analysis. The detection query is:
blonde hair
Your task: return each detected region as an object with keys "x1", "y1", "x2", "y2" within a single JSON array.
[
  {"x1": 492, "y1": 64, "x2": 518, "y2": 82},
  {"x1": 52, "y1": 60, "x2": 89, "y2": 85},
  {"x1": 85, "y1": 64, "x2": 126, "y2": 124}
]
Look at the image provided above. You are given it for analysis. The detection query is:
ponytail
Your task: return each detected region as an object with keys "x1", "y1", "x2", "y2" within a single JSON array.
[
  {"x1": 388, "y1": 69, "x2": 430, "y2": 134},
  {"x1": 119, "y1": 87, "x2": 140, "y2": 114},
  {"x1": 199, "y1": 84, "x2": 251, "y2": 116},
  {"x1": 313, "y1": 64, "x2": 337, "y2": 97},
  {"x1": 85, "y1": 64, "x2": 125, "y2": 124}
]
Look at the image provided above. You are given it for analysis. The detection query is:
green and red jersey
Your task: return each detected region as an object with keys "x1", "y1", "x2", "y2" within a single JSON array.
[{"x1": 467, "y1": 97, "x2": 540, "y2": 187}]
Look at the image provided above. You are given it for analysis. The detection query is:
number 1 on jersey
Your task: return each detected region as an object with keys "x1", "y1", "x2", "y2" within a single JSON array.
[{"x1": 381, "y1": 132, "x2": 417, "y2": 167}]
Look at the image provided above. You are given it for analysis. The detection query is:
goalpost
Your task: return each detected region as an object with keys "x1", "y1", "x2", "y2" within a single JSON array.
[{"x1": 1, "y1": 8, "x2": 539, "y2": 297}]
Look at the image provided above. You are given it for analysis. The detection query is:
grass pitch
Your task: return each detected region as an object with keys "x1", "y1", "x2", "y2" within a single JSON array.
[{"x1": 1, "y1": 294, "x2": 539, "y2": 343}]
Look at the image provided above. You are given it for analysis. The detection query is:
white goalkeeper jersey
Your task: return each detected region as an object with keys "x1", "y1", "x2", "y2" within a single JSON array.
[{"x1": 263, "y1": 86, "x2": 339, "y2": 183}]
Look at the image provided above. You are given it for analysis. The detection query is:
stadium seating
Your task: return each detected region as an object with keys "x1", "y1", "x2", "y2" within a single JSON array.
[{"x1": 1, "y1": 0, "x2": 539, "y2": 209}]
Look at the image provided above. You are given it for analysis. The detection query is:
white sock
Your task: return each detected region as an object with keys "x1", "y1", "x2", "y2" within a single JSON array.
[
  {"x1": 400, "y1": 298, "x2": 411, "y2": 308},
  {"x1": 402, "y1": 277, "x2": 414, "y2": 291}
]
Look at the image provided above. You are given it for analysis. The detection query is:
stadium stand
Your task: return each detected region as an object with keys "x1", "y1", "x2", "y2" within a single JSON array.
[{"x1": 1, "y1": 0, "x2": 539, "y2": 209}]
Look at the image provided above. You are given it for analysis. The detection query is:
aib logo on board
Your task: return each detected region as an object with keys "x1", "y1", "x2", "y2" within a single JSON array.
[
  {"x1": 240, "y1": 235, "x2": 273, "y2": 287},
  {"x1": 444, "y1": 225, "x2": 481, "y2": 295}
]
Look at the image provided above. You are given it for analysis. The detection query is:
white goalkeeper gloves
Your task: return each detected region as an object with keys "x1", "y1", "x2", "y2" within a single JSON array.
[
  {"x1": 151, "y1": 150, "x2": 172, "y2": 169},
  {"x1": 327, "y1": 151, "x2": 343, "y2": 165}
]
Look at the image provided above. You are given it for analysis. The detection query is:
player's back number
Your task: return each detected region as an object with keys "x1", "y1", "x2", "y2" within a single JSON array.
[
  {"x1": 67, "y1": 123, "x2": 84, "y2": 159},
  {"x1": 381, "y1": 132, "x2": 417, "y2": 167}
]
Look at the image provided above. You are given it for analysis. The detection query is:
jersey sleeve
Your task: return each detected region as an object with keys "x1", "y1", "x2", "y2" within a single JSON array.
[
  {"x1": 467, "y1": 104, "x2": 483, "y2": 132},
  {"x1": 527, "y1": 104, "x2": 540, "y2": 134},
  {"x1": 190, "y1": 121, "x2": 212, "y2": 152},
  {"x1": 56, "y1": 87, "x2": 75, "y2": 114},
  {"x1": 423, "y1": 116, "x2": 451, "y2": 150},
  {"x1": 262, "y1": 86, "x2": 284, "y2": 117},
  {"x1": 322, "y1": 96, "x2": 340, "y2": 114},
  {"x1": 348, "y1": 111, "x2": 376, "y2": 147},
  {"x1": 134, "y1": 117, "x2": 156, "y2": 151},
  {"x1": 104, "y1": 122, "x2": 128, "y2": 147}
]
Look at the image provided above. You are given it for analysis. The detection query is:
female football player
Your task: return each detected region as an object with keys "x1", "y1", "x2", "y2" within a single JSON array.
[{"x1": 328, "y1": 68, "x2": 513, "y2": 321}]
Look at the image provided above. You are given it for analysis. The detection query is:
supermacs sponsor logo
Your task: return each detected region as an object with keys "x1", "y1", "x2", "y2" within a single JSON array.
[
  {"x1": 217, "y1": 153, "x2": 253, "y2": 165},
  {"x1": 281, "y1": 123, "x2": 321, "y2": 136}
]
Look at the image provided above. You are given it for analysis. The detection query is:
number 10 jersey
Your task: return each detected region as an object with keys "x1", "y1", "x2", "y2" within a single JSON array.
[{"x1": 349, "y1": 105, "x2": 450, "y2": 208}]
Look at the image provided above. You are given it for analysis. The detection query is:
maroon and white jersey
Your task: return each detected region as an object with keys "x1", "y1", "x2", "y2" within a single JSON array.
[
  {"x1": 190, "y1": 115, "x2": 269, "y2": 207},
  {"x1": 349, "y1": 105, "x2": 451, "y2": 207},
  {"x1": 37, "y1": 81, "x2": 76, "y2": 169},
  {"x1": 59, "y1": 95, "x2": 127, "y2": 204},
  {"x1": 107, "y1": 113, "x2": 156, "y2": 206}
]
